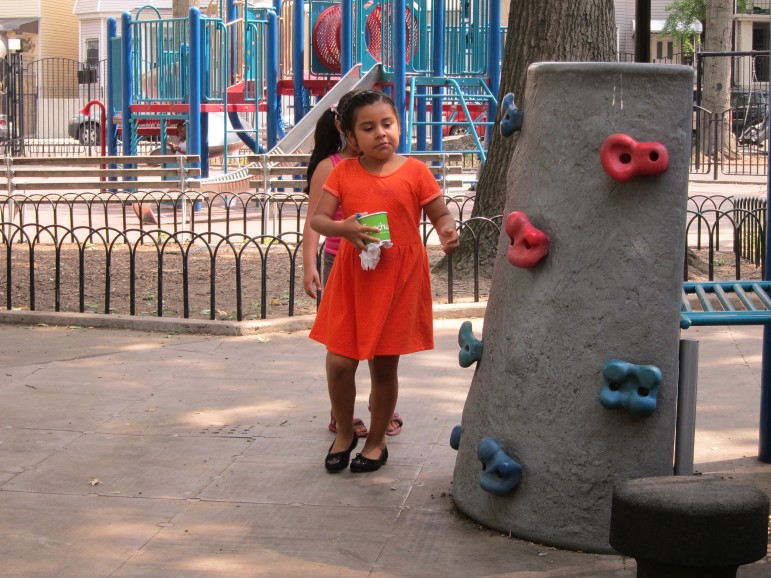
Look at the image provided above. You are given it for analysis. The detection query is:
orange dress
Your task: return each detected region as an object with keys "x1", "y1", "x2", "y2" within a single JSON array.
[{"x1": 309, "y1": 157, "x2": 442, "y2": 360}]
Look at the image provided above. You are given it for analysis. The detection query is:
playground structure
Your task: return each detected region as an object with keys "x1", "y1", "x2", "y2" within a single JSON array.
[{"x1": 108, "y1": 0, "x2": 502, "y2": 179}]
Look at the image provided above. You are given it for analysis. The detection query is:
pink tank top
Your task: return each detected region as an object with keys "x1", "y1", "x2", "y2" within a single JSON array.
[{"x1": 323, "y1": 153, "x2": 345, "y2": 256}]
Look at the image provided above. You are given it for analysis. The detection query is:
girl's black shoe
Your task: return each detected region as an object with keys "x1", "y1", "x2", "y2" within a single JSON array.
[
  {"x1": 324, "y1": 434, "x2": 358, "y2": 472},
  {"x1": 350, "y1": 446, "x2": 388, "y2": 473}
]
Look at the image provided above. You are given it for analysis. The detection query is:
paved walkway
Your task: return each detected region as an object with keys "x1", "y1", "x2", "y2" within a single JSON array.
[
  {"x1": 1, "y1": 174, "x2": 770, "y2": 576},
  {"x1": 0, "y1": 316, "x2": 769, "y2": 577}
]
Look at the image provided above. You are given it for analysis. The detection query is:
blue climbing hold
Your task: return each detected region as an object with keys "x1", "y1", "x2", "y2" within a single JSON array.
[
  {"x1": 458, "y1": 321, "x2": 483, "y2": 368},
  {"x1": 450, "y1": 425, "x2": 463, "y2": 450},
  {"x1": 599, "y1": 359, "x2": 662, "y2": 417},
  {"x1": 500, "y1": 93, "x2": 523, "y2": 137},
  {"x1": 477, "y1": 437, "x2": 523, "y2": 496}
]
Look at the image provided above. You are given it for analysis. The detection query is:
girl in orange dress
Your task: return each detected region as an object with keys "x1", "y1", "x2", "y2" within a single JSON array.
[
  {"x1": 302, "y1": 91, "x2": 404, "y2": 440},
  {"x1": 309, "y1": 90, "x2": 459, "y2": 473}
]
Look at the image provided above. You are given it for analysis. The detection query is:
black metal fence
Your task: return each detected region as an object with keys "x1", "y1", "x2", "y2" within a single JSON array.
[
  {"x1": 691, "y1": 51, "x2": 771, "y2": 178},
  {"x1": 0, "y1": 192, "x2": 500, "y2": 321},
  {"x1": 1, "y1": 55, "x2": 108, "y2": 158},
  {"x1": 0, "y1": 193, "x2": 766, "y2": 322},
  {"x1": 686, "y1": 195, "x2": 766, "y2": 280}
]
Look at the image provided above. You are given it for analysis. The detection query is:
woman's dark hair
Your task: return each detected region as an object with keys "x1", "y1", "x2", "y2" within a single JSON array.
[
  {"x1": 338, "y1": 90, "x2": 397, "y2": 134},
  {"x1": 304, "y1": 108, "x2": 342, "y2": 194}
]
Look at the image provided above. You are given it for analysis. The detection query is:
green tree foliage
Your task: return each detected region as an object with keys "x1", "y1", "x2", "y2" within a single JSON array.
[
  {"x1": 663, "y1": 0, "x2": 746, "y2": 55},
  {"x1": 662, "y1": 0, "x2": 706, "y2": 55}
]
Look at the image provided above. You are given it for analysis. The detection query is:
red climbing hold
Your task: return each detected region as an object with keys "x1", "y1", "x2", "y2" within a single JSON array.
[
  {"x1": 600, "y1": 133, "x2": 669, "y2": 182},
  {"x1": 505, "y1": 212, "x2": 550, "y2": 268}
]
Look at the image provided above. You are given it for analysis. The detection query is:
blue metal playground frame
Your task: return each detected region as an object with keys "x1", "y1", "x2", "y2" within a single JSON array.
[{"x1": 106, "y1": 0, "x2": 502, "y2": 174}]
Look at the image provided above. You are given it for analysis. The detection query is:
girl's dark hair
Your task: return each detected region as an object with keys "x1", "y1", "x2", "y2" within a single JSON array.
[
  {"x1": 338, "y1": 90, "x2": 397, "y2": 134},
  {"x1": 305, "y1": 108, "x2": 342, "y2": 194}
]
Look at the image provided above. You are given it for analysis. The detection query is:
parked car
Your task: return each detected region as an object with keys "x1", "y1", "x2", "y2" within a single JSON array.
[
  {"x1": 0, "y1": 114, "x2": 8, "y2": 141},
  {"x1": 441, "y1": 103, "x2": 487, "y2": 138},
  {"x1": 68, "y1": 113, "x2": 101, "y2": 145},
  {"x1": 730, "y1": 87, "x2": 768, "y2": 136}
]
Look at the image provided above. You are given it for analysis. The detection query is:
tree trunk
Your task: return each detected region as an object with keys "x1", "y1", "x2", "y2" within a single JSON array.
[
  {"x1": 173, "y1": 0, "x2": 201, "y2": 18},
  {"x1": 449, "y1": 0, "x2": 616, "y2": 270},
  {"x1": 702, "y1": 0, "x2": 735, "y2": 159}
]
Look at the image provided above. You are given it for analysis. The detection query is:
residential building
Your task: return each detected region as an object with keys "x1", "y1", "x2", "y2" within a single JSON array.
[
  {"x1": 614, "y1": 0, "x2": 702, "y2": 64},
  {"x1": 0, "y1": 0, "x2": 78, "y2": 62},
  {"x1": 73, "y1": 1, "x2": 172, "y2": 69}
]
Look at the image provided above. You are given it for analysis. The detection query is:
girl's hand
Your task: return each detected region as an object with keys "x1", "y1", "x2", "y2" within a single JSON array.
[
  {"x1": 340, "y1": 213, "x2": 380, "y2": 251},
  {"x1": 438, "y1": 224, "x2": 459, "y2": 255},
  {"x1": 303, "y1": 267, "x2": 321, "y2": 299}
]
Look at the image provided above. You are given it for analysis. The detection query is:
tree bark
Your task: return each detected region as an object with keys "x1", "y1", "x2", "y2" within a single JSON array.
[
  {"x1": 450, "y1": 0, "x2": 615, "y2": 270},
  {"x1": 173, "y1": 0, "x2": 201, "y2": 18},
  {"x1": 702, "y1": 0, "x2": 734, "y2": 158}
]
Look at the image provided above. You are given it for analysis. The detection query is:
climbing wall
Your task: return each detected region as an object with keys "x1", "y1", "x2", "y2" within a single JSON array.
[{"x1": 451, "y1": 62, "x2": 693, "y2": 553}]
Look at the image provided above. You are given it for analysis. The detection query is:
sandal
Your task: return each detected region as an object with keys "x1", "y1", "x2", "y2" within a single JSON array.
[
  {"x1": 386, "y1": 413, "x2": 403, "y2": 436},
  {"x1": 328, "y1": 412, "x2": 368, "y2": 438},
  {"x1": 367, "y1": 404, "x2": 403, "y2": 437}
]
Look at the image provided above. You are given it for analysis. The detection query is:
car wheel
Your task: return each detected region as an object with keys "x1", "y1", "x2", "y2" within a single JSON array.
[
  {"x1": 449, "y1": 124, "x2": 470, "y2": 137},
  {"x1": 79, "y1": 122, "x2": 100, "y2": 145}
]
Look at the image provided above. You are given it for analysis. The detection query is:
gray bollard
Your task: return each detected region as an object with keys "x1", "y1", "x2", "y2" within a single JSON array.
[{"x1": 451, "y1": 62, "x2": 693, "y2": 553}]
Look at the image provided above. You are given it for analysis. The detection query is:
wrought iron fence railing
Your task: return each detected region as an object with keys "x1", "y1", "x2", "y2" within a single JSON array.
[
  {"x1": 0, "y1": 192, "x2": 766, "y2": 323},
  {"x1": 690, "y1": 106, "x2": 771, "y2": 178},
  {"x1": 686, "y1": 195, "x2": 766, "y2": 280},
  {"x1": 0, "y1": 191, "x2": 497, "y2": 321}
]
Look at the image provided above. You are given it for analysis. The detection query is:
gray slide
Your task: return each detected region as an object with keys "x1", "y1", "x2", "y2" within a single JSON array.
[{"x1": 269, "y1": 64, "x2": 383, "y2": 155}]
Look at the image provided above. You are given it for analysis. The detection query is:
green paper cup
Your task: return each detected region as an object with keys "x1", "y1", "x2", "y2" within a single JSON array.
[{"x1": 358, "y1": 212, "x2": 391, "y2": 245}]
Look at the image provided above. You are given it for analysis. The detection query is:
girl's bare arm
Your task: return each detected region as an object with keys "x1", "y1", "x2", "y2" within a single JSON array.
[
  {"x1": 424, "y1": 197, "x2": 459, "y2": 254},
  {"x1": 302, "y1": 158, "x2": 334, "y2": 298}
]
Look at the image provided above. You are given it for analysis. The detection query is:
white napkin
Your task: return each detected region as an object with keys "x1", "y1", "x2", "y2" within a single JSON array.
[{"x1": 359, "y1": 240, "x2": 392, "y2": 270}]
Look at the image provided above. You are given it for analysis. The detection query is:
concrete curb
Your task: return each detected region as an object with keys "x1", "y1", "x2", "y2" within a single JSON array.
[{"x1": 0, "y1": 302, "x2": 487, "y2": 336}]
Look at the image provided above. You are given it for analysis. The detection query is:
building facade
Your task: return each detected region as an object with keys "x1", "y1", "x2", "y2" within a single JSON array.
[{"x1": 0, "y1": 0, "x2": 79, "y2": 61}]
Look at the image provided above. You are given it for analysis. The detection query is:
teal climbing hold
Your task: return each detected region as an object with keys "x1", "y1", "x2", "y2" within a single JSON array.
[
  {"x1": 477, "y1": 437, "x2": 523, "y2": 496},
  {"x1": 458, "y1": 320, "x2": 483, "y2": 368},
  {"x1": 599, "y1": 359, "x2": 662, "y2": 417}
]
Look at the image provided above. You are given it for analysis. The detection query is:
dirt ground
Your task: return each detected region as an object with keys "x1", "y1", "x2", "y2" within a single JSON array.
[{"x1": 0, "y1": 242, "x2": 759, "y2": 322}]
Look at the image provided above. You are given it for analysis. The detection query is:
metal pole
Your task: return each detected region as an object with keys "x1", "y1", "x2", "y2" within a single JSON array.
[
  {"x1": 341, "y1": 0, "x2": 352, "y2": 75},
  {"x1": 674, "y1": 339, "x2": 699, "y2": 475},
  {"x1": 292, "y1": 0, "x2": 304, "y2": 123},
  {"x1": 431, "y1": 0, "x2": 444, "y2": 151},
  {"x1": 266, "y1": 10, "x2": 278, "y2": 150},
  {"x1": 121, "y1": 12, "x2": 133, "y2": 157},
  {"x1": 394, "y1": 0, "x2": 407, "y2": 152},
  {"x1": 188, "y1": 7, "x2": 202, "y2": 171},
  {"x1": 106, "y1": 18, "x2": 118, "y2": 158},
  {"x1": 16, "y1": 52, "x2": 24, "y2": 157},
  {"x1": 759, "y1": 9, "x2": 771, "y2": 463},
  {"x1": 635, "y1": 0, "x2": 651, "y2": 63}
]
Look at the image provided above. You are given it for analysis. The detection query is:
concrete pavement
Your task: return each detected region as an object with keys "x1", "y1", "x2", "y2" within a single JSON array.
[
  {"x1": 0, "y1": 317, "x2": 769, "y2": 577},
  {"x1": 0, "y1": 174, "x2": 770, "y2": 576}
]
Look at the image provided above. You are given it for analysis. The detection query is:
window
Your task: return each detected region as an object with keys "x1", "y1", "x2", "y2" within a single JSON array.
[
  {"x1": 752, "y1": 23, "x2": 769, "y2": 82},
  {"x1": 85, "y1": 38, "x2": 99, "y2": 67},
  {"x1": 656, "y1": 41, "x2": 674, "y2": 61},
  {"x1": 79, "y1": 38, "x2": 100, "y2": 84}
]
